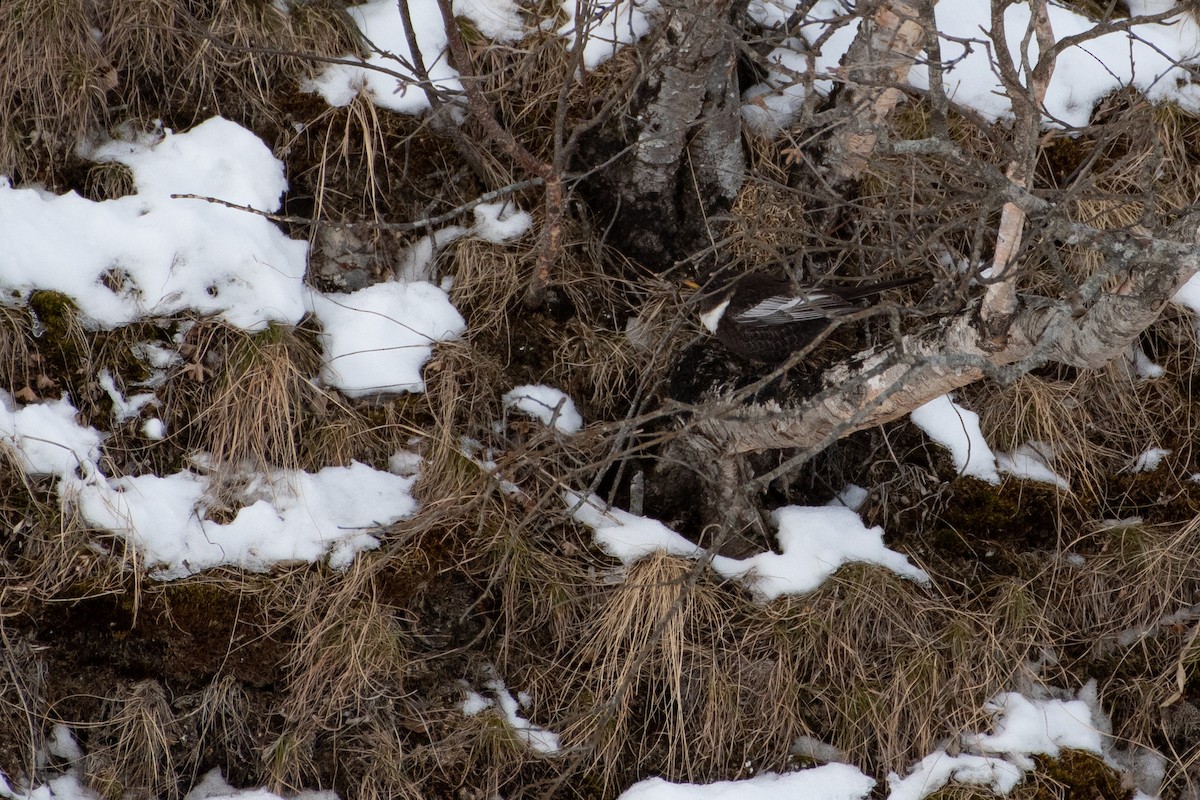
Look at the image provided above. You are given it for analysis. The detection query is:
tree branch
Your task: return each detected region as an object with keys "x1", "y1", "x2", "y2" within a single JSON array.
[
  {"x1": 434, "y1": 0, "x2": 562, "y2": 307},
  {"x1": 980, "y1": 0, "x2": 1056, "y2": 338},
  {"x1": 826, "y1": 0, "x2": 927, "y2": 183},
  {"x1": 697, "y1": 212, "x2": 1200, "y2": 455}
]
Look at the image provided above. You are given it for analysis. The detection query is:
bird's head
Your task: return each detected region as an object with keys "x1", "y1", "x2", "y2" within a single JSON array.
[{"x1": 681, "y1": 277, "x2": 737, "y2": 333}]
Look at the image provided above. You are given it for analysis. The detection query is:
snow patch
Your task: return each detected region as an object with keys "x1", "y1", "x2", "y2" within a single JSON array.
[
  {"x1": 911, "y1": 394, "x2": 999, "y2": 483},
  {"x1": 503, "y1": 385, "x2": 583, "y2": 434},
  {"x1": 0, "y1": 118, "x2": 308, "y2": 331},
  {"x1": 617, "y1": 763, "x2": 874, "y2": 800},
  {"x1": 305, "y1": 0, "x2": 525, "y2": 114},
  {"x1": 306, "y1": 281, "x2": 466, "y2": 397},
  {"x1": 566, "y1": 493, "x2": 929, "y2": 600}
]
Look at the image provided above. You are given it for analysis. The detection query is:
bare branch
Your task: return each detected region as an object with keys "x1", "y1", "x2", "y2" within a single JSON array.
[
  {"x1": 433, "y1": 0, "x2": 562, "y2": 306},
  {"x1": 170, "y1": 178, "x2": 543, "y2": 231},
  {"x1": 980, "y1": 0, "x2": 1056, "y2": 339}
]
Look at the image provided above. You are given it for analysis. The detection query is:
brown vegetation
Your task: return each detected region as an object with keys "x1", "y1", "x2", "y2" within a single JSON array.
[{"x1": 4, "y1": 2, "x2": 1200, "y2": 799}]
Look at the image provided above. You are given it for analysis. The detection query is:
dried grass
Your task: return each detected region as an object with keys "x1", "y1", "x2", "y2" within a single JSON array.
[
  {"x1": 85, "y1": 680, "x2": 179, "y2": 800},
  {"x1": 3, "y1": 4, "x2": 1200, "y2": 799},
  {"x1": 261, "y1": 557, "x2": 413, "y2": 792},
  {"x1": 0, "y1": 0, "x2": 355, "y2": 185},
  {"x1": 158, "y1": 322, "x2": 326, "y2": 473}
]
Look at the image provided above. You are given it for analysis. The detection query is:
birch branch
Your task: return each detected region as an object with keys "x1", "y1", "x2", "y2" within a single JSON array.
[
  {"x1": 981, "y1": 0, "x2": 1056, "y2": 338},
  {"x1": 697, "y1": 212, "x2": 1200, "y2": 455},
  {"x1": 827, "y1": 0, "x2": 927, "y2": 183}
]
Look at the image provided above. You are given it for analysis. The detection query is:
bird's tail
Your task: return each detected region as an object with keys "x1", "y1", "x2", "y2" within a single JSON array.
[{"x1": 827, "y1": 275, "x2": 922, "y2": 302}]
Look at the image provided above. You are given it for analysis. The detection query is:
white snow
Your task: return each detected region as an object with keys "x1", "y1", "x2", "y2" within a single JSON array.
[
  {"x1": 995, "y1": 442, "x2": 1071, "y2": 490},
  {"x1": 911, "y1": 394, "x2": 1000, "y2": 483},
  {"x1": 888, "y1": 751, "x2": 1025, "y2": 800},
  {"x1": 86, "y1": 119, "x2": 287, "y2": 210},
  {"x1": 0, "y1": 766, "x2": 339, "y2": 800},
  {"x1": 305, "y1": 0, "x2": 524, "y2": 114},
  {"x1": 911, "y1": 2, "x2": 1200, "y2": 126},
  {"x1": 462, "y1": 676, "x2": 561, "y2": 755},
  {"x1": 394, "y1": 201, "x2": 530, "y2": 282},
  {"x1": 558, "y1": 0, "x2": 662, "y2": 70},
  {"x1": 69, "y1": 461, "x2": 416, "y2": 579},
  {"x1": 99, "y1": 370, "x2": 156, "y2": 422},
  {"x1": 306, "y1": 281, "x2": 466, "y2": 397},
  {"x1": 968, "y1": 691, "x2": 1104, "y2": 770},
  {"x1": 142, "y1": 418, "x2": 167, "y2": 440},
  {"x1": 890, "y1": 684, "x2": 1107, "y2": 799},
  {"x1": 746, "y1": 0, "x2": 1200, "y2": 132},
  {"x1": 612, "y1": 682, "x2": 1122, "y2": 800},
  {"x1": 3, "y1": 384, "x2": 418, "y2": 581},
  {"x1": 311, "y1": 0, "x2": 663, "y2": 105},
  {"x1": 566, "y1": 490, "x2": 707, "y2": 563},
  {"x1": 503, "y1": 385, "x2": 583, "y2": 434},
  {"x1": 1173, "y1": 275, "x2": 1200, "y2": 314},
  {"x1": 46, "y1": 724, "x2": 84, "y2": 763},
  {"x1": 471, "y1": 201, "x2": 533, "y2": 243},
  {"x1": 566, "y1": 492, "x2": 929, "y2": 601},
  {"x1": 742, "y1": 1, "x2": 860, "y2": 133},
  {"x1": 725, "y1": 506, "x2": 931, "y2": 600},
  {"x1": 1130, "y1": 447, "x2": 1172, "y2": 472},
  {"x1": 913, "y1": 398, "x2": 1072, "y2": 488},
  {"x1": 395, "y1": 226, "x2": 468, "y2": 283},
  {"x1": 188, "y1": 769, "x2": 341, "y2": 800},
  {"x1": 1131, "y1": 345, "x2": 1165, "y2": 380},
  {"x1": 617, "y1": 763, "x2": 875, "y2": 800},
  {"x1": 830, "y1": 483, "x2": 868, "y2": 511},
  {"x1": 461, "y1": 690, "x2": 493, "y2": 716},
  {"x1": 0, "y1": 391, "x2": 104, "y2": 478},
  {"x1": 388, "y1": 450, "x2": 423, "y2": 477},
  {"x1": 1, "y1": 2, "x2": 1197, "y2": 797},
  {"x1": 0, "y1": 118, "x2": 308, "y2": 331}
]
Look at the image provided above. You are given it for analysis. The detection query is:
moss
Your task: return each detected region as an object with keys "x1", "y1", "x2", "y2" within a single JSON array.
[
  {"x1": 28, "y1": 289, "x2": 84, "y2": 365},
  {"x1": 1105, "y1": 468, "x2": 1200, "y2": 523},
  {"x1": 928, "y1": 478, "x2": 1068, "y2": 556},
  {"x1": 1022, "y1": 750, "x2": 1129, "y2": 800},
  {"x1": 34, "y1": 579, "x2": 286, "y2": 690}
]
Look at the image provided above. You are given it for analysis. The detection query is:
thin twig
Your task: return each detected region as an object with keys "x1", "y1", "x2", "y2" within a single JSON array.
[{"x1": 170, "y1": 178, "x2": 543, "y2": 230}]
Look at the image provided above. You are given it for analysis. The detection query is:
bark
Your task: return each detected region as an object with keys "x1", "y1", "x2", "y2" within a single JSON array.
[
  {"x1": 575, "y1": 0, "x2": 745, "y2": 270},
  {"x1": 824, "y1": 0, "x2": 926, "y2": 183}
]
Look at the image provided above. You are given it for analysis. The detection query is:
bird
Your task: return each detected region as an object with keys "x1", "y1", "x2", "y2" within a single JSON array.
[{"x1": 689, "y1": 272, "x2": 919, "y2": 363}]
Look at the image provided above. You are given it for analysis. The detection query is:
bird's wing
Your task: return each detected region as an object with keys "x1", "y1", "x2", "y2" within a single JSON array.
[{"x1": 733, "y1": 292, "x2": 857, "y2": 328}]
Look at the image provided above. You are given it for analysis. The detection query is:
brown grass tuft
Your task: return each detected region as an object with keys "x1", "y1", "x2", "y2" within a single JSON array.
[
  {"x1": 561, "y1": 554, "x2": 745, "y2": 788},
  {"x1": 160, "y1": 321, "x2": 325, "y2": 472},
  {"x1": 0, "y1": 0, "x2": 356, "y2": 186},
  {"x1": 262, "y1": 557, "x2": 412, "y2": 792},
  {"x1": 85, "y1": 680, "x2": 179, "y2": 800}
]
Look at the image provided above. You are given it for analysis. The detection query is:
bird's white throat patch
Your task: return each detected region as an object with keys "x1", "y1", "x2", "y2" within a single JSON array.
[{"x1": 699, "y1": 298, "x2": 731, "y2": 333}]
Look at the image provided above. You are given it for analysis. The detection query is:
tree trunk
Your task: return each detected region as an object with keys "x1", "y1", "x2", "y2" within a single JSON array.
[{"x1": 575, "y1": 0, "x2": 745, "y2": 271}]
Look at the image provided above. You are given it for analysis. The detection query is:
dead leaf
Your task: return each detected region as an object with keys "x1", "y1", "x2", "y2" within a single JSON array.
[{"x1": 183, "y1": 361, "x2": 207, "y2": 382}]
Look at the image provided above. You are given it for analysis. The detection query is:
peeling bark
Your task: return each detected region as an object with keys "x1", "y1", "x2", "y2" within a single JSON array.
[
  {"x1": 824, "y1": 0, "x2": 926, "y2": 183},
  {"x1": 980, "y1": 0, "x2": 1056, "y2": 340}
]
